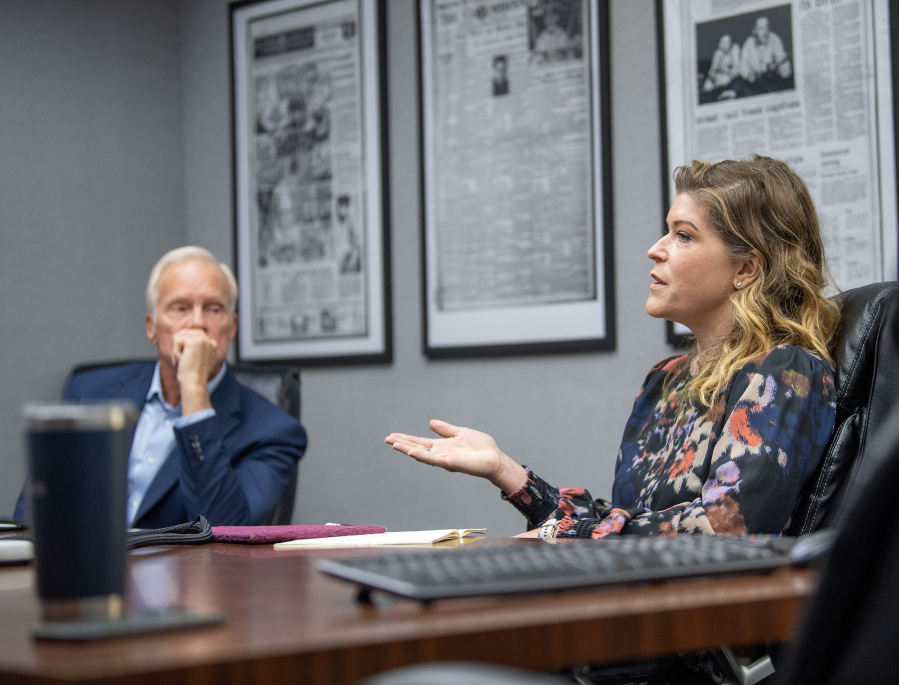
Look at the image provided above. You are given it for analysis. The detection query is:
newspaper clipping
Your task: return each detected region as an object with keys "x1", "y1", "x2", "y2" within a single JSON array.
[
  {"x1": 665, "y1": 0, "x2": 894, "y2": 293},
  {"x1": 245, "y1": 0, "x2": 367, "y2": 344},
  {"x1": 425, "y1": 0, "x2": 596, "y2": 312}
]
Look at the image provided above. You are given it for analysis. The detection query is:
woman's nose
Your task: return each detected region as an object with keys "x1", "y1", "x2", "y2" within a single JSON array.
[{"x1": 647, "y1": 235, "x2": 666, "y2": 262}]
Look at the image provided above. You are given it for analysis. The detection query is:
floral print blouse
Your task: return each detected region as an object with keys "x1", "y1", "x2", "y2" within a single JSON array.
[{"x1": 505, "y1": 345, "x2": 837, "y2": 538}]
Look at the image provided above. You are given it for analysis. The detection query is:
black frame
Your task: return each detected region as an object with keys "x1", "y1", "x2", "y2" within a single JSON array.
[
  {"x1": 657, "y1": 0, "x2": 899, "y2": 349},
  {"x1": 230, "y1": 0, "x2": 392, "y2": 366},
  {"x1": 418, "y1": 0, "x2": 615, "y2": 359},
  {"x1": 655, "y1": 1, "x2": 691, "y2": 350}
]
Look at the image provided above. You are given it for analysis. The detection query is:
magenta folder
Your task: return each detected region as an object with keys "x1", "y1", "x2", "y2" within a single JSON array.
[{"x1": 210, "y1": 524, "x2": 386, "y2": 544}]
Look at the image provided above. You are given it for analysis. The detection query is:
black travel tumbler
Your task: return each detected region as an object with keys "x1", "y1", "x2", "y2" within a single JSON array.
[{"x1": 24, "y1": 402, "x2": 137, "y2": 622}]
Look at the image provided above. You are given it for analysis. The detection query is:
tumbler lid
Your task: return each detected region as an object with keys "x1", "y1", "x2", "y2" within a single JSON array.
[{"x1": 22, "y1": 402, "x2": 139, "y2": 432}]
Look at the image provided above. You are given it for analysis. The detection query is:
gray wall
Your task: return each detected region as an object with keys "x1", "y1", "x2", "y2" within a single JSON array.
[
  {"x1": 0, "y1": 0, "x2": 187, "y2": 509},
  {"x1": 1, "y1": 0, "x2": 674, "y2": 536}
]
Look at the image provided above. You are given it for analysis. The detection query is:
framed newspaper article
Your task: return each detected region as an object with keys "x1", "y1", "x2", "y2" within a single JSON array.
[
  {"x1": 231, "y1": 0, "x2": 391, "y2": 364},
  {"x1": 659, "y1": 0, "x2": 899, "y2": 347},
  {"x1": 420, "y1": 0, "x2": 615, "y2": 358}
]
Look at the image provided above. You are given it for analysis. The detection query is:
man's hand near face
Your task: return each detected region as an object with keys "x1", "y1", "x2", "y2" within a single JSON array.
[
  {"x1": 172, "y1": 328, "x2": 222, "y2": 416},
  {"x1": 147, "y1": 258, "x2": 238, "y2": 415}
]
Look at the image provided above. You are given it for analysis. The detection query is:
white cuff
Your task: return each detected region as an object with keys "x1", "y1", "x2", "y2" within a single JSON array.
[{"x1": 173, "y1": 408, "x2": 215, "y2": 428}]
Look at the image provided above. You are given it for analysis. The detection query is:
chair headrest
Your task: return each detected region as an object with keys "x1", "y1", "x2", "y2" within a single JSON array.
[{"x1": 829, "y1": 282, "x2": 899, "y2": 423}]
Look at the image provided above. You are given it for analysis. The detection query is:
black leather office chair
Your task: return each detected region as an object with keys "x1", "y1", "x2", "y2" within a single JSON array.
[
  {"x1": 774, "y1": 398, "x2": 899, "y2": 685},
  {"x1": 767, "y1": 280, "x2": 899, "y2": 685},
  {"x1": 787, "y1": 281, "x2": 899, "y2": 535},
  {"x1": 714, "y1": 281, "x2": 899, "y2": 685},
  {"x1": 714, "y1": 282, "x2": 899, "y2": 685},
  {"x1": 66, "y1": 358, "x2": 302, "y2": 526}
]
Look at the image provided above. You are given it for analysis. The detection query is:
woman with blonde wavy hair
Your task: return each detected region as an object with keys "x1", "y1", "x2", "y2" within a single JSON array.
[{"x1": 386, "y1": 154, "x2": 839, "y2": 541}]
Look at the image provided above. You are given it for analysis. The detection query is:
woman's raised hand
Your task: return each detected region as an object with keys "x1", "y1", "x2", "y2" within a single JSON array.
[{"x1": 385, "y1": 420, "x2": 527, "y2": 494}]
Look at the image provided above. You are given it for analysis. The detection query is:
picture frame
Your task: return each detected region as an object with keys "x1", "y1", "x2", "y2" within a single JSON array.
[
  {"x1": 231, "y1": 0, "x2": 391, "y2": 364},
  {"x1": 657, "y1": 0, "x2": 899, "y2": 348},
  {"x1": 419, "y1": 0, "x2": 615, "y2": 358}
]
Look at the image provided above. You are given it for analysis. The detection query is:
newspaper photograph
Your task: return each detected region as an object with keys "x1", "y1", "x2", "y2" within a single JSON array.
[
  {"x1": 232, "y1": 0, "x2": 389, "y2": 362},
  {"x1": 662, "y1": 0, "x2": 897, "y2": 308},
  {"x1": 422, "y1": 0, "x2": 614, "y2": 355}
]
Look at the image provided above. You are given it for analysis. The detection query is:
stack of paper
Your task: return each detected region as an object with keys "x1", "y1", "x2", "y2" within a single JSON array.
[{"x1": 273, "y1": 528, "x2": 486, "y2": 550}]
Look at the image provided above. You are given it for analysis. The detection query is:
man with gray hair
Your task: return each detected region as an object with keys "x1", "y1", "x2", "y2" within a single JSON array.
[{"x1": 15, "y1": 246, "x2": 306, "y2": 527}]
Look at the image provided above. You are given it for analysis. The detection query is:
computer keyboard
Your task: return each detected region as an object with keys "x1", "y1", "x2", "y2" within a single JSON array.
[{"x1": 317, "y1": 533, "x2": 820, "y2": 602}]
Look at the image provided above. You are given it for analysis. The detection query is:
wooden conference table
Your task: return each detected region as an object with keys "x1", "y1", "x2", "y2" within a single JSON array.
[{"x1": 0, "y1": 538, "x2": 817, "y2": 684}]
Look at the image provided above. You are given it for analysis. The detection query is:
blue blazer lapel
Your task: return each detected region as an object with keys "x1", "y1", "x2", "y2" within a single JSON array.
[
  {"x1": 211, "y1": 368, "x2": 242, "y2": 421},
  {"x1": 135, "y1": 367, "x2": 243, "y2": 524}
]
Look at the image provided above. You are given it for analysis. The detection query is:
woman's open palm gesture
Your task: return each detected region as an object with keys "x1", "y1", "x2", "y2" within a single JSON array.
[{"x1": 385, "y1": 420, "x2": 526, "y2": 493}]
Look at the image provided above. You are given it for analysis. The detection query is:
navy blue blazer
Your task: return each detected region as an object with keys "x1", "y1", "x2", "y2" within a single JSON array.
[{"x1": 14, "y1": 362, "x2": 306, "y2": 528}]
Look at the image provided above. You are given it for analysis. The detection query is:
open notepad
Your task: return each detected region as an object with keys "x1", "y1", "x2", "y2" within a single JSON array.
[{"x1": 273, "y1": 528, "x2": 486, "y2": 550}]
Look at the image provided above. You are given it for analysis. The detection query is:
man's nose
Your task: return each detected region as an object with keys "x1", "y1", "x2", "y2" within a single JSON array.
[{"x1": 186, "y1": 306, "x2": 208, "y2": 329}]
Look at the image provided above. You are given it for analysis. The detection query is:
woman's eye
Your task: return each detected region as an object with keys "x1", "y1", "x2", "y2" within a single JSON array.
[{"x1": 677, "y1": 231, "x2": 691, "y2": 242}]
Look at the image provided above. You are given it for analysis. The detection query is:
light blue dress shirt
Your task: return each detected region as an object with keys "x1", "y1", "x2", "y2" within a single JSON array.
[{"x1": 126, "y1": 362, "x2": 227, "y2": 527}]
